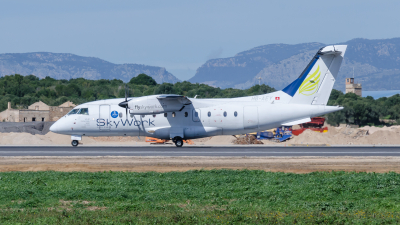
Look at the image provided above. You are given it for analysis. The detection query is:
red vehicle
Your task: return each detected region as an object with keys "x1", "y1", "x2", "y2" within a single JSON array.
[
  {"x1": 301, "y1": 117, "x2": 326, "y2": 128},
  {"x1": 292, "y1": 117, "x2": 328, "y2": 136}
]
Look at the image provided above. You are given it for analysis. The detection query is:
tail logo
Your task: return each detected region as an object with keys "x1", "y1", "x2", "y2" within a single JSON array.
[{"x1": 298, "y1": 65, "x2": 321, "y2": 96}]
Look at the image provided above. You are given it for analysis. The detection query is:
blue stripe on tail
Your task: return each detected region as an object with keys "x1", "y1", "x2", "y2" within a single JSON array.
[{"x1": 282, "y1": 55, "x2": 320, "y2": 97}]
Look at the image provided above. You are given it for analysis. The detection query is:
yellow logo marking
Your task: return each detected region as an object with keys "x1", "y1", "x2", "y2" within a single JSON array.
[{"x1": 299, "y1": 65, "x2": 321, "y2": 96}]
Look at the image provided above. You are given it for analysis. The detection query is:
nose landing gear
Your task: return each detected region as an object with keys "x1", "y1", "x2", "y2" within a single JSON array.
[
  {"x1": 71, "y1": 140, "x2": 79, "y2": 147},
  {"x1": 71, "y1": 135, "x2": 82, "y2": 147}
]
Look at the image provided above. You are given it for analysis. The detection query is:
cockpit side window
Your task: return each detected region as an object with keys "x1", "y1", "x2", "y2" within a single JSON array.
[
  {"x1": 78, "y1": 108, "x2": 89, "y2": 115},
  {"x1": 67, "y1": 109, "x2": 80, "y2": 115}
]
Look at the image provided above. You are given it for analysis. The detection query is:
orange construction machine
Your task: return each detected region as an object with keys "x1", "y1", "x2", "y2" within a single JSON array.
[{"x1": 145, "y1": 137, "x2": 194, "y2": 145}]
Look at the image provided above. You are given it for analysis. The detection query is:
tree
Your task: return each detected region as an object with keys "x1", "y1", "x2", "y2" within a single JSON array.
[
  {"x1": 129, "y1": 74, "x2": 157, "y2": 86},
  {"x1": 154, "y1": 83, "x2": 174, "y2": 94}
]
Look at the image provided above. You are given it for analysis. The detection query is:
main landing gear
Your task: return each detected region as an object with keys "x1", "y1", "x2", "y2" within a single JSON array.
[
  {"x1": 71, "y1": 140, "x2": 79, "y2": 147},
  {"x1": 173, "y1": 137, "x2": 183, "y2": 147}
]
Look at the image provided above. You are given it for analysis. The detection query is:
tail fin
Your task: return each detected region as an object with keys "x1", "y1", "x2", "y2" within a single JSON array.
[{"x1": 282, "y1": 45, "x2": 347, "y2": 105}]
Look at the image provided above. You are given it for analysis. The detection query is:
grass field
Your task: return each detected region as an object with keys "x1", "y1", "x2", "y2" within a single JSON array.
[{"x1": 1, "y1": 170, "x2": 400, "y2": 224}]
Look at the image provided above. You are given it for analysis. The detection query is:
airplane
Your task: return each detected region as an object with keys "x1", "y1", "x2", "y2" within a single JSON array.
[{"x1": 50, "y1": 45, "x2": 347, "y2": 147}]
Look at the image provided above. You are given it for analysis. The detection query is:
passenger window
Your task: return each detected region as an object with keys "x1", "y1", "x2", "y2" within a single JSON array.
[
  {"x1": 208, "y1": 112, "x2": 211, "y2": 117},
  {"x1": 184, "y1": 112, "x2": 188, "y2": 117},
  {"x1": 223, "y1": 111, "x2": 227, "y2": 117},
  {"x1": 164, "y1": 113, "x2": 167, "y2": 117},
  {"x1": 172, "y1": 112, "x2": 176, "y2": 117},
  {"x1": 119, "y1": 112, "x2": 123, "y2": 118},
  {"x1": 195, "y1": 112, "x2": 199, "y2": 117},
  {"x1": 130, "y1": 113, "x2": 134, "y2": 118},
  {"x1": 78, "y1": 108, "x2": 89, "y2": 115},
  {"x1": 68, "y1": 108, "x2": 80, "y2": 115},
  {"x1": 141, "y1": 115, "x2": 145, "y2": 118},
  {"x1": 234, "y1": 111, "x2": 238, "y2": 117},
  {"x1": 153, "y1": 114, "x2": 156, "y2": 118}
]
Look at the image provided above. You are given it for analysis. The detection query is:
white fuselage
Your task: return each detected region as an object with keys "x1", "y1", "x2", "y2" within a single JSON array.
[{"x1": 50, "y1": 91, "x2": 341, "y2": 140}]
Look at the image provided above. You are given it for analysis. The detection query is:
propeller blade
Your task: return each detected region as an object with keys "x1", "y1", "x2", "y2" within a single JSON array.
[{"x1": 125, "y1": 84, "x2": 127, "y2": 102}]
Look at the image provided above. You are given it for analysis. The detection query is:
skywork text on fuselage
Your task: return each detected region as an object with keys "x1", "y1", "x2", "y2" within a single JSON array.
[
  {"x1": 134, "y1": 104, "x2": 165, "y2": 110},
  {"x1": 97, "y1": 118, "x2": 155, "y2": 128}
]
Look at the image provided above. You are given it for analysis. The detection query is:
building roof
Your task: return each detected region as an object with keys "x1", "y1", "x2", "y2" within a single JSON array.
[
  {"x1": 28, "y1": 101, "x2": 50, "y2": 110},
  {"x1": 59, "y1": 101, "x2": 76, "y2": 107}
]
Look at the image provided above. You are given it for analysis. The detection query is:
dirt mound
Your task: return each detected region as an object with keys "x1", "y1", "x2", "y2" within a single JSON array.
[
  {"x1": 203, "y1": 135, "x2": 236, "y2": 145},
  {"x1": 0, "y1": 122, "x2": 54, "y2": 135},
  {"x1": 233, "y1": 135, "x2": 263, "y2": 145},
  {"x1": 286, "y1": 125, "x2": 400, "y2": 145}
]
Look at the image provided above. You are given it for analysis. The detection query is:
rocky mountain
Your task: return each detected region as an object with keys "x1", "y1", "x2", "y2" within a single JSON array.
[
  {"x1": 0, "y1": 52, "x2": 180, "y2": 84},
  {"x1": 189, "y1": 38, "x2": 400, "y2": 91}
]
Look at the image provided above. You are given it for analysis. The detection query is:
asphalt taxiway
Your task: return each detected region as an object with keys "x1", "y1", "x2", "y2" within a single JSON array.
[{"x1": 1, "y1": 146, "x2": 400, "y2": 157}]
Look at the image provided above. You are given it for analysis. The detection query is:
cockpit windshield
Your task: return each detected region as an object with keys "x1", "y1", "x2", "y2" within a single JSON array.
[
  {"x1": 78, "y1": 108, "x2": 89, "y2": 115},
  {"x1": 67, "y1": 109, "x2": 80, "y2": 115}
]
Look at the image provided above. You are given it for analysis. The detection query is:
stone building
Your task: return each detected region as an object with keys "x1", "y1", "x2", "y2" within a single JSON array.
[
  {"x1": 345, "y1": 78, "x2": 362, "y2": 97},
  {"x1": 0, "y1": 101, "x2": 76, "y2": 122}
]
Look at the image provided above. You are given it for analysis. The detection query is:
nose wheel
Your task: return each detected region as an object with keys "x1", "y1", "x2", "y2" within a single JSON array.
[{"x1": 71, "y1": 140, "x2": 79, "y2": 147}]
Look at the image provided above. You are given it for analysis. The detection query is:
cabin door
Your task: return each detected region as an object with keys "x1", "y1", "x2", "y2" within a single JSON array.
[
  {"x1": 243, "y1": 106, "x2": 259, "y2": 129},
  {"x1": 99, "y1": 105, "x2": 111, "y2": 131}
]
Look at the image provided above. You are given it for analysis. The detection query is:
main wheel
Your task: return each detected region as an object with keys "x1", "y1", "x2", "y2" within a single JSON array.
[
  {"x1": 174, "y1": 138, "x2": 183, "y2": 147},
  {"x1": 71, "y1": 140, "x2": 79, "y2": 147}
]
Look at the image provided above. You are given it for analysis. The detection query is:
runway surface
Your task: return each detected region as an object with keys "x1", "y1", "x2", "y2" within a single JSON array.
[{"x1": 1, "y1": 146, "x2": 400, "y2": 156}]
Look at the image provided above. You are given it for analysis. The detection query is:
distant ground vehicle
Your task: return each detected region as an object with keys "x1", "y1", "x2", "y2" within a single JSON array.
[
  {"x1": 256, "y1": 126, "x2": 292, "y2": 142},
  {"x1": 291, "y1": 117, "x2": 328, "y2": 135},
  {"x1": 256, "y1": 117, "x2": 328, "y2": 142}
]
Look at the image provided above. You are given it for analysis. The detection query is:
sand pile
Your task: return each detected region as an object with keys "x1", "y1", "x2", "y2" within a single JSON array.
[
  {"x1": 0, "y1": 132, "x2": 147, "y2": 146},
  {"x1": 286, "y1": 125, "x2": 400, "y2": 145},
  {"x1": 202, "y1": 135, "x2": 237, "y2": 145},
  {"x1": 360, "y1": 125, "x2": 400, "y2": 134},
  {"x1": 0, "y1": 132, "x2": 80, "y2": 145}
]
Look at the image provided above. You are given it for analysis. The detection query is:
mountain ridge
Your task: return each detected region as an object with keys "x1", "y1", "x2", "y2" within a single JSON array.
[
  {"x1": 189, "y1": 38, "x2": 400, "y2": 91},
  {"x1": 0, "y1": 52, "x2": 180, "y2": 84}
]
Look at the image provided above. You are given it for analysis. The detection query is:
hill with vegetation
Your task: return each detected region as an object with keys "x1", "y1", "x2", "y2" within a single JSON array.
[
  {"x1": 1, "y1": 73, "x2": 399, "y2": 126},
  {"x1": 0, "y1": 52, "x2": 180, "y2": 84},
  {"x1": 189, "y1": 37, "x2": 400, "y2": 91},
  {"x1": 0, "y1": 73, "x2": 275, "y2": 112}
]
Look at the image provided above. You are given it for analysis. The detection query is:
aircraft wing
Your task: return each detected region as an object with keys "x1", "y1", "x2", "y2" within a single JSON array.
[{"x1": 156, "y1": 94, "x2": 192, "y2": 105}]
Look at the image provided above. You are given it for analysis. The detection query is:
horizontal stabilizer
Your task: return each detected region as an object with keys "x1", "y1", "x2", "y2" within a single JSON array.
[{"x1": 282, "y1": 117, "x2": 311, "y2": 126}]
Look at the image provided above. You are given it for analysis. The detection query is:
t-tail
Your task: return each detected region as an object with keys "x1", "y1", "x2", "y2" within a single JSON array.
[{"x1": 282, "y1": 45, "x2": 347, "y2": 105}]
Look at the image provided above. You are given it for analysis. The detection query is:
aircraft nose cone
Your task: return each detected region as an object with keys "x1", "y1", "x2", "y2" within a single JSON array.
[{"x1": 49, "y1": 122, "x2": 60, "y2": 133}]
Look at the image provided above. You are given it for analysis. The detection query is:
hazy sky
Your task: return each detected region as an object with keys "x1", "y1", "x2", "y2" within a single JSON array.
[{"x1": 1, "y1": 0, "x2": 399, "y2": 80}]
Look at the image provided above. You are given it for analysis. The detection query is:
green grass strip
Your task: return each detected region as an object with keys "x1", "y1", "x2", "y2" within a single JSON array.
[{"x1": 1, "y1": 170, "x2": 400, "y2": 224}]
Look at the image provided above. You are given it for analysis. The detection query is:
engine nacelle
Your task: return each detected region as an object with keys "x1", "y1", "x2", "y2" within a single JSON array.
[{"x1": 127, "y1": 95, "x2": 188, "y2": 115}]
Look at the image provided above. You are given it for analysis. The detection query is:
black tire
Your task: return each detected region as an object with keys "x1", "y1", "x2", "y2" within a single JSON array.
[
  {"x1": 71, "y1": 140, "x2": 79, "y2": 147},
  {"x1": 175, "y1": 138, "x2": 183, "y2": 147}
]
